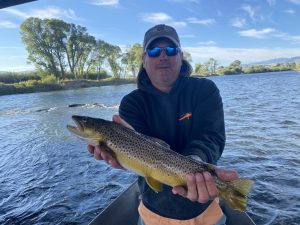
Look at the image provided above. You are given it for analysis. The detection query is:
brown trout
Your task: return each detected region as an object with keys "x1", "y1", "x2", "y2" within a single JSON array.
[{"x1": 67, "y1": 115, "x2": 254, "y2": 212}]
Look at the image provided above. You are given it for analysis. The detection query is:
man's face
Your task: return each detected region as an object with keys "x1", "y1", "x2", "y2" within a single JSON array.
[{"x1": 143, "y1": 38, "x2": 183, "y2": 92}]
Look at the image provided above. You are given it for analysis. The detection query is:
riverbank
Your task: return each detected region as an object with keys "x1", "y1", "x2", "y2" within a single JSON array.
[
  {"x1": 0, "y1": 78, "x2": 136, "y2": 96},
  {"x1": 1, "y1": 70, "x2": 299, "y2": 96}
]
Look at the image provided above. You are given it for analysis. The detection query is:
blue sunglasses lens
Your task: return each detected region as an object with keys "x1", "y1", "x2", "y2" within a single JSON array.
[
  {"x1": 147, "y1": 47, "x2": 179, "y2": 57},
  {"x1": 165, "y1": 47, "x2": 178, "y2": 56},
  {"x1": 147, "y1": 47, "x2": 161, "y2": 57}
]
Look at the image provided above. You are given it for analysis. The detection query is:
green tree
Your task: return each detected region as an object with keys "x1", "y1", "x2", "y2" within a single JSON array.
[
  {"x1": 296, "y1": 62, "x2": 300, "y2": 71},
  {"x1": 20, "y1": 17, "x2": 69, "y2": 80},
  {"x1": 122, "y1": 43, "x2": 143, "y2": 77},
  {"x1": 104, "y1": 43, "x2": 122, "y2": 78},
  {"x1": 223, "y1": 60, "x2": 243, "y2": 75},
  {"x1": 206, "y1": 58, "x2": 218, "y2": 75},
  {"x1": 194, "y1": 63, "x2": 209, "y2": 76},
  {"x1": 230, "y1": 60, "x2": 242, "y2": 74},
  {"x1": 76, "y1": 35, "x2": 96, "y2": 78},
  {"x1": 65, "y1": 24, "x2": 95, "y2": 79},
  {"x1": 194, "y1": 63, "x2": 202, "y2": 75},
  {"x1": 93, "y1": 40, "x2": 108, "y2": 80},
  {"x1": 46, "y1": 19, "x2": 70, "y2": 79}
]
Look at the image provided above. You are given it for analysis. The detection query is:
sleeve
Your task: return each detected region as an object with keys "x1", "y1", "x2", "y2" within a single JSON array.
[
  {"x1": 183, "y1": 80, "x2": 225, "y2": 165},
  {"x1": 119, "y1": 92, "x2": 151, "y2": 136}
]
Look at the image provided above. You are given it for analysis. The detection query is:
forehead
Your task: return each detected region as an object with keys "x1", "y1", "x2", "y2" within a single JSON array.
[{"x1": 148, "y1": 38, "x2": 176, "y2": 48}]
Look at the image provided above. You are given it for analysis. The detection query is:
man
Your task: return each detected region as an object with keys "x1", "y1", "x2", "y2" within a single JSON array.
[{"x1": 88, "y1": 24, "x2": 238, "y2": 225}]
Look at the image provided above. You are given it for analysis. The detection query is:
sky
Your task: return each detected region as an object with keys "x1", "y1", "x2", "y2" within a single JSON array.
[{"x1": 0, "y1": 0, "x2": 300, "y2": 71}]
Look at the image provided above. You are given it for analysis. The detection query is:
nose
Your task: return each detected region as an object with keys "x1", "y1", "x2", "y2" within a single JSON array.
[{"x1": 159, "y1": 49, "x2": 168, "y2": 59}]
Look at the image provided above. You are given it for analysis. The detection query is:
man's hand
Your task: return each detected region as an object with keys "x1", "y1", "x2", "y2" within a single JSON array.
[
  {"x1": 87, "y1": 115, "x2": 133, "y2": 169},
  {"x1": 172, "y1": 168, "x2": 238, "y2": 203}
]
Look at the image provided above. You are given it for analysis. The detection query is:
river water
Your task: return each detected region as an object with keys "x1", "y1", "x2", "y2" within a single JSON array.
[{"x1": 0, "y1": 71, "x2": 299, "y2": 225}]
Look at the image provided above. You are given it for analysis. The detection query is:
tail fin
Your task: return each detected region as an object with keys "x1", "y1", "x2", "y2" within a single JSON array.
[{"x1": 217, "y1": 178, "x2": 254, "y2": 212}]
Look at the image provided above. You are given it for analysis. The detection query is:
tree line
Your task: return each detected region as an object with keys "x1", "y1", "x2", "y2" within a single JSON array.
[
  {"x1": 194, "y1": 58, "x2": 300, "y2": 76},
  {"x1": 20, "y1": 17, "x2": 143, "y2": 80},
  {"x1": 20, "y1": 17, "x2": 299, "y2": 80}
]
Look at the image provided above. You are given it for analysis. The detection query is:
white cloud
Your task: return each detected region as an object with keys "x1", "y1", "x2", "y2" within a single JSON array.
[
  {"x1": 141, "y1": 13, "x2": 186, "y2": 28},
  {"x1": 241, "y1": 5, "x2": 257, "y2": 21},
  {"x1": 287, "y1": 0, "x2": 300, "y2": 5},
  {"x1": 91, "y1": 0, "x2": 119, "y2": 6},
  {"x1": 286, "y1": 35, "x2": 300, "y2": 43},
  {"x1": 2, "y1": 7, "x2": 80, "y2": 20},
  {"x1": 230, "y1": 17, "x2": 247, "y2": 28},
  {"x1": 0, "y1": 20, "x2": 18, "y2": 29},
  {"x1": 196, "y1": 41, "x2": 217, "y2": 46},
  {"x1": 276, "y1": 33, "x2": 300, "y2": 44},
  {"x1": 184, "y1": 46, "x2": 300, "y2": 65},
  {"x1": 187, "y1": 17, "x2": 216, "y2": 26},
  {"x1": 238, "y1": 28, "x2": 275, "y2": 39},
  {"x1": 284, "y1": 9, "x2": 296, "y2": 14},
  {"x1": 141, "y1": 12, "x2": 172, "y2": 23},
  {"x1": 237, "y1": 29, "x2": 300, "y2": 44},
  {"x1": 169, "y1": 21, "x2": 187, "y2": 28},
  {"x1": 1, "y1": 8, "x2": 26, "y2": 19}
]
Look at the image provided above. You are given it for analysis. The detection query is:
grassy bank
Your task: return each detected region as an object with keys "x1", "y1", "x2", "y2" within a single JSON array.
[{"x1": 0, "y1": 77, "x2": 136, "y2": 96}]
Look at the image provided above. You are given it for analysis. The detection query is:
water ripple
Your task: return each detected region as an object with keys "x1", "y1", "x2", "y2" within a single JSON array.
[{"x1": 0, "y1": 72, "x2": 299, "y2": 224}]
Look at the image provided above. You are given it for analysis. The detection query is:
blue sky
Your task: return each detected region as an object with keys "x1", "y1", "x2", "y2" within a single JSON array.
[{"x1": 0, "y1": 0, "x2": 300, "y2": 71}]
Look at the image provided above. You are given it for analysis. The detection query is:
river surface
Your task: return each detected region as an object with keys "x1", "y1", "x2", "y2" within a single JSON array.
[{"x1": 0, "y1": 71, "x2": 299, "y2": 225}]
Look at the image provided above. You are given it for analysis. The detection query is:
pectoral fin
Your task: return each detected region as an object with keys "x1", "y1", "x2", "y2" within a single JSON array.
[
  {"x1": 99, "y1": 142, "x2": 116, "y2": 158},
  {"x1": 146, "y1": 177, "x2": 163, "y2": 192}
]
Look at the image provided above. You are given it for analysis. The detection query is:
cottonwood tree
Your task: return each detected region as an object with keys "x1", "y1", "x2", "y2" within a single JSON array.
[
  {"x1": 122, "y1": 43, "x2": 143, "y2": 77},
  {"x1": 21, "y1": 17, "x2": 68, "y2": 79},
  {"x1": 65, "y1": 24, "x2": 96, "y2": 79}
]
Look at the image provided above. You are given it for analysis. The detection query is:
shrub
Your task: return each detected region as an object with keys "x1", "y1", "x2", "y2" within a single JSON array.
[{"x1": 41, "y1": 75, "x2": 57, "y2": 84}]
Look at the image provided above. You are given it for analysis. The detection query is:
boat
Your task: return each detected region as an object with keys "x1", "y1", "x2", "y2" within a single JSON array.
[
  {"x1": 89, "y1": 180, "x2": 256, "y2": 225},
  {"x1": 0, "y1": 0, "x2": 37, "y2": 9}
]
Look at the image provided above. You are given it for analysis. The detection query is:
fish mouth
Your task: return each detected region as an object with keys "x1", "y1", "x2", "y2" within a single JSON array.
[{"x1": 66, "y1": 115, "x2": 86, "y2": 135}]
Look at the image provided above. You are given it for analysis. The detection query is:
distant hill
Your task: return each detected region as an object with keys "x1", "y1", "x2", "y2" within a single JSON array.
[{"x1": 248, "y1": 56, "x2": 300, "y2": 66}]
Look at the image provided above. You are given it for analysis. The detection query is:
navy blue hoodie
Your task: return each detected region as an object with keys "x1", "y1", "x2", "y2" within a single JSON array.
[{"x1": 119, "y1": 74, "x2": 225, "y2": 220}]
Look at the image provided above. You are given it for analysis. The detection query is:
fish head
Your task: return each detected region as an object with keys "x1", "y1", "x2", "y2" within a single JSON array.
[{"x1": 67, "y1": 115, "x2": 110, "y2": 145}]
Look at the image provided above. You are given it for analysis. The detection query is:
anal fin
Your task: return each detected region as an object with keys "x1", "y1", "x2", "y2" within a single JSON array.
[{"x1": 146, "y1": 177, "x2": 163, "y2": 193}]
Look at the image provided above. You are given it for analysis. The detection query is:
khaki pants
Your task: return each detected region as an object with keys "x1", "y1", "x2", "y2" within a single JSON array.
[{"x1": 138, "y1": 199, "x2": 224, "y2": 225}]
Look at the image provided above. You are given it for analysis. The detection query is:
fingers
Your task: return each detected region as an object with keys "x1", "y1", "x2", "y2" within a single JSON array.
[
  {"x1": 88, "y1": 145, "x2": 124, "y2": 169},
  {"x1": 172, "y1": 186, "x2": 187, "y2": 197},
  {"x1": 173, "y1": 172, "x2": 218, "y2": 204},
  {"x1": 186, "y1": 174, "x2": 199, "y2": 201},
  {"x1": 94, "y1": 145, "x2": 104, "y2": 160},
  {"x1": 216, "y1": 168, "x2": 238, "y2": 181},
  {"x1": 87, "y1": 144, "x2": 95, "y2": 154},
  {"x1": 112, "y1": 115, "x2": 134, "y2": 130},
  {"x1": 203, "y1": 172, "x2": 218, "y2": 200}
]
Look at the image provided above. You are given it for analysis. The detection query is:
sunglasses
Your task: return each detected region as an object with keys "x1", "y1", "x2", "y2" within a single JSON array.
[{"x1": 146, "y1": 46, "x2": 180, "y2": 57}]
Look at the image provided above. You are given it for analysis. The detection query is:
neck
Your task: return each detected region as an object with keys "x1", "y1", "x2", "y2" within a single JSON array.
[{"x1": 153, "y1": 84, "x2": 172, "y2": 93}]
